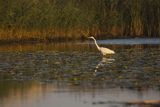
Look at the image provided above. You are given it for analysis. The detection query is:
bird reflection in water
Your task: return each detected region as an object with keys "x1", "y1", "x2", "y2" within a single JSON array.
[{"x1": 94, "y1": 56, "x2": 115, "y2": 73}]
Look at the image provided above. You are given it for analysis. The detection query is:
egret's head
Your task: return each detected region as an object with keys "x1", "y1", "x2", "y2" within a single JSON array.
[{"x1": 88, "y1": 36, "x2": 95, "y2": 39}]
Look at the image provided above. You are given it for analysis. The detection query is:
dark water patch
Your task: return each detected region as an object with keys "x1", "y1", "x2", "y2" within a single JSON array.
[
  {"x1": 92, "y1": 100, "x2": 160, "y2": 107},
  {"x1": 0, "y1": 43, "x2": 159, "y2": 89}
]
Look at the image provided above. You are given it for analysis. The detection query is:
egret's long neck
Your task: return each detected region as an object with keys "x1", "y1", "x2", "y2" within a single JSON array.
[{"x1": 92, "y1": 38, "x2": 100, "y2": 50}]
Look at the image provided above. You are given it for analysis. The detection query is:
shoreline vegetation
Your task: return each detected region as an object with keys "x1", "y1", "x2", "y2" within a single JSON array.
[{"x1": 0, "y1": 0, "x2": 160, "y2": 42}]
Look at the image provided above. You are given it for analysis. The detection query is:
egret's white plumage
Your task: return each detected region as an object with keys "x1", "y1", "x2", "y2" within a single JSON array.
[{"x1": 88, "y1": 36, "x2": 115, "y2": 55}]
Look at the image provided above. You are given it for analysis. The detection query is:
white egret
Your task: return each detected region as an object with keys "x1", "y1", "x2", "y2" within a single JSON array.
[{"x1": 88, "y1": 36, "x2": 115, "y2": 55}]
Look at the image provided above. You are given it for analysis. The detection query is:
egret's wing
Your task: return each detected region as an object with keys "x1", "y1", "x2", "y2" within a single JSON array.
[{"x1": 100, "y1": 47, "x2": 115, "y2": 54}]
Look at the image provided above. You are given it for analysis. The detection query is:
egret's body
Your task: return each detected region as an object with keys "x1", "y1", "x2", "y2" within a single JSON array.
[{"x1": 88, "y1": 36, "x2": 115, "y2": 55}]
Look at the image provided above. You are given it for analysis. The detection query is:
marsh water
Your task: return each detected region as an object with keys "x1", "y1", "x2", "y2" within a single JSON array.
[{"x1": 0, "y1": 38, "x2": 160, "y2": 107}]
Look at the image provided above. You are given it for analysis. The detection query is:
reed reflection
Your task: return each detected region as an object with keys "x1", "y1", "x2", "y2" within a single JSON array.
[{"x1": 0, "y1": 81, "x2": 160, "y2": 107}]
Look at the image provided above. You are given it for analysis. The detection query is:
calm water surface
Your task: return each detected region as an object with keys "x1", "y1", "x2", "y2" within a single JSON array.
[{"x1": 0, "y1": 38, "x2": 160, "y2": 107}]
